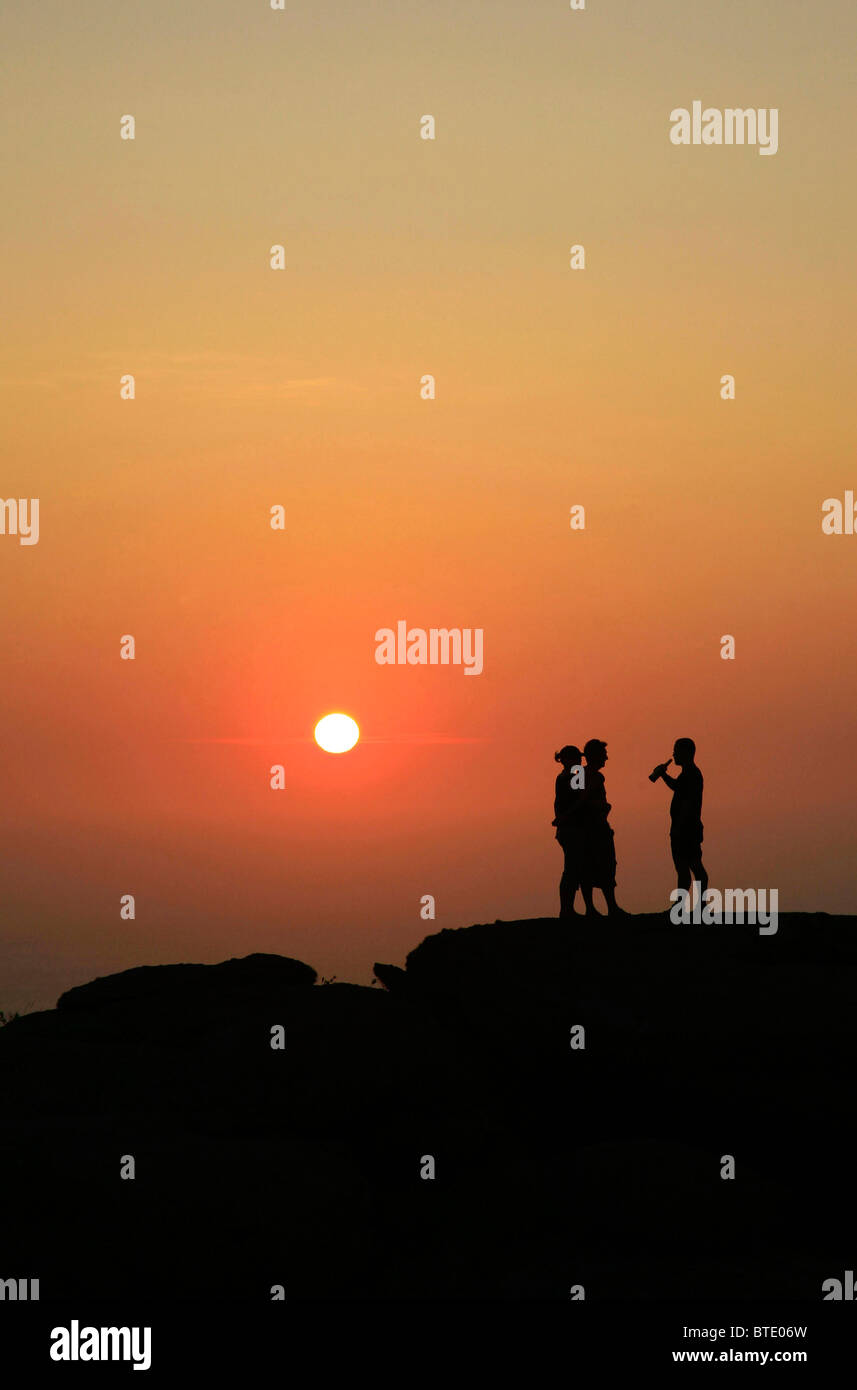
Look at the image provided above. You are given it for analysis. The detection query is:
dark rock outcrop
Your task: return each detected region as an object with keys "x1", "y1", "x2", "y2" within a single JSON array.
[
  {"x1": 1, "y1": 915, "x2": 854, "y2": 1300},
  {"x1": 57, "y1": 952, "x2": 318, "y2": 1012}
]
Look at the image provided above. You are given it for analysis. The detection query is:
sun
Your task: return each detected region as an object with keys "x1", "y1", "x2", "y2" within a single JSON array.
[{"x1": 314, "y1": 712, "x2": 360, "y2": 754}]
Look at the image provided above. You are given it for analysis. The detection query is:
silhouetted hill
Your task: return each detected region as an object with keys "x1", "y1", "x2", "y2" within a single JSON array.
[{"x1": 1, "y1": 915, "x2": 854, "y2": 1300}]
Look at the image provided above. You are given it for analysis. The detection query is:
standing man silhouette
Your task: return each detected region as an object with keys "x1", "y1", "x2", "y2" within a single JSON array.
[{"x1": 650, "y1": 738, "x2": 708, "y2": 901}]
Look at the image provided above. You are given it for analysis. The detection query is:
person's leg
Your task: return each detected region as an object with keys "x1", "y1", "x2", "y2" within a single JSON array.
[
  {"x1": 603, "y1": 833, "x2": 622, "y2": 915},
  {"x1": 579, "y1": 833, "x2": 598, "y2": 914},
  {"x1": 690, "y1": 851, "x2": 708, "y2": 895},
  {"x1": 581, "y1": 881, "x2": 599, "y2": 915},
  {"x1": 603, "y1": 883, "x2": 627, "y2": 916},
  {"x1": 559, "y1": 844, "x2": 578, "y2": 918},
  {"x1": 671, "y1": 840, "x2": 692, "y2": 893}
]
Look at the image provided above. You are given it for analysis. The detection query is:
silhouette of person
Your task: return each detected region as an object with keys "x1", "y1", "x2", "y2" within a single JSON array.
[
  {"x1": 650, "y1": 738, "x2": 708, "y2": 900},
  {"x1": 552, "y1": 745, "x2": 584, "y2": 918},
  {"x1": 579, "y1": 739, "x2": 623, "y2": 917}
]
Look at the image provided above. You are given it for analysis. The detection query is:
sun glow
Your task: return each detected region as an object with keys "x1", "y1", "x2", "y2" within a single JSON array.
[{"x1": 314, "y1": 713, "x2": 360, "y2": 754}]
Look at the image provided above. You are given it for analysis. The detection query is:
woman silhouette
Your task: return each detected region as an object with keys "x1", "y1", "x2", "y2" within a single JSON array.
[
  {"x1": 553, "y1": 745, "x2": 584, "y2": 918},
  {"x1": 580, "y1": 739, "x2": 623, "y2": 917}
]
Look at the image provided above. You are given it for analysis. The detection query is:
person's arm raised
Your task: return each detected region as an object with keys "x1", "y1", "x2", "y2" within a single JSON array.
[{"x1": 651, "y1": 759, "x2": 680, "y2": 789}]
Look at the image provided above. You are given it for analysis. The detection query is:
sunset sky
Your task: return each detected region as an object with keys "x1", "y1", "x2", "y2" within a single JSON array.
[{"x1": 2, "y1": 0, "x2": 856, "y2": 1011}]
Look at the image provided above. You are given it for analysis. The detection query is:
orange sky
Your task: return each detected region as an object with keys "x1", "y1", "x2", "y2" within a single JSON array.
[{"x1": 2, "y1": 0, "x2": 856, "y2": 1010}]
